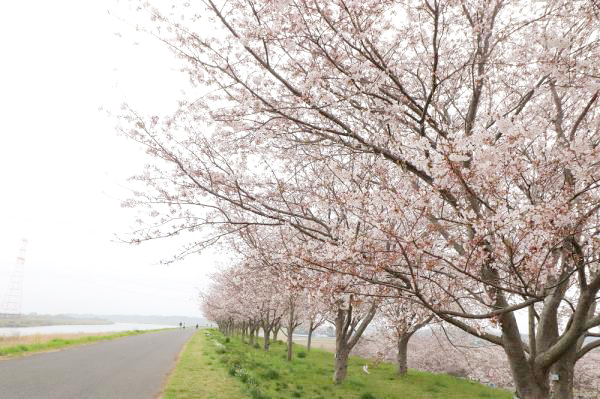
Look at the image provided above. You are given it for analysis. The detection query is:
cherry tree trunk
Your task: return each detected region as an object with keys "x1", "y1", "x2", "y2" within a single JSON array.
[
  {"x1": 504, "y1": 351, "x2": 549, "y2": 399},
  {"x1": 249, "y1": 327, "x2": 255, "y2": 346},
  {"x1": 493, "y1": 287, "x2": 550, "y2": 399},
  {"x1": 334, "y1": 346, "x2": 350, "y2": 384},
  {"x1": 332, "y1": 302, "x2": 377, "y2": 384},
  {"x1": 516, "y1": 382, "x2": 550, "y2": 399},
  {"x1": 307, "y1": 322, "x2": 314, "y2": 351},
  {"x1": 397, "y1": 335, "x2": 409, "y2": 377},
  {"x1": 263, "y1": 327, "x2": 271, "y2": 351},
  {"x1": 287, "y1": 329, "x2": 294, "y2": 361},
  {"x1": 273, "y1": 326, "x2": 279, "y2": 341},
  {"x1": 286, "y1": 304, "x2": 295, "y2": 361},
  {"x1": 551, "y1": 347, "x2": 576, "y2": 399}
]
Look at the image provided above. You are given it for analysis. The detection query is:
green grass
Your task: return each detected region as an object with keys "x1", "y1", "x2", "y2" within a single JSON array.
[
  {"x1": 0, "y1": 329, "x2": 166, "y2": 357},
  {"x1": 161, "y1": 330, "x2": 247, "y2": 399},
  {"x1": 166, "y1": 329, "x2": 513, "y2": 399}
]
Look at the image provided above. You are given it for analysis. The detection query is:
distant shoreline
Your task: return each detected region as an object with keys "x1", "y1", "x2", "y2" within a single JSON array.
[
  {"x1": 0, "y1": 315, "x2": 111, "y2": 328},
  {"x1": 0, "y1": 313, "x2": 209, "y2": 328}
]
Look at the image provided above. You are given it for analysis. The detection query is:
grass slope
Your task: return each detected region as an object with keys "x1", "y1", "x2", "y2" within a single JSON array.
[
  {"x1": 161, "y1": 331, "x2": 247, "y2": 399},
  {"x1": 167, "y1": 329, "x2": 512, "y2": 399},
  {"x1": 0, "y1": 329, "x2": 166, "y2": 357}
]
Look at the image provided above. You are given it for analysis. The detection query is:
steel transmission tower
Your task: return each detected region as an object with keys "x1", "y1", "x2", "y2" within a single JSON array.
[{"x1": 0, "y1": 238, "x2": 28, "y2": 318}]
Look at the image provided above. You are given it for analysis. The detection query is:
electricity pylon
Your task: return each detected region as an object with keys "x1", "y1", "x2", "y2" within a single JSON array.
[{"x1": 0, "y1": 238, "x2": 28, "y2": 318}]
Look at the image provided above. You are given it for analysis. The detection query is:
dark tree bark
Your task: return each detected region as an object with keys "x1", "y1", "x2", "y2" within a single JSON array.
[
  {"x1": 286, "y1": 304, "x2": 295, "y2": 361},
  {"x1": 286, "y1": 326, "x2": 294, "y2": 361},
  {"x1": 263, "y1": 326, "x2": 271, "y2": 351},
  {"x1": 333, "y1": 300, "x2": 378, "y2": 384},
  {"x1": 249, "y1": 326, "x2": 255, "y2": 346},
  {"x1": 241, "y1": 322, "x2": 247, "y2": 343},
  {"x1": 395, "y1": 316, "x2": 432, "y2": 377},
  {"x1": 397, "y1": 335, "x2": 409, "y2": 376},
  {"x1": 306, "y1": 313, "x2": 327, "y2": 351},
  {"x1": 334, "y1": 346, "x2": 350, "y2": 383},
  {"x1": 552, "y1": 346, "x2": 576, "y2": 399}
]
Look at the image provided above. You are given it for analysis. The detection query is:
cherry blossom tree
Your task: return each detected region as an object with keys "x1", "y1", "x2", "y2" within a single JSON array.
[
  {"x1": 202, "y1": 262, "x2": 287, "y2": 350},
  {"x1": 280, "y1": 293, "x2": 305, "y2": 361},
  {"x1": 233, "y1": 223, "x2": 383, "y2": 375},
  {"x1": 303, "y1": 299, "x2": 329, "y2": 352},
  {"x1": 331, "y1": 294, "x2": 378, "y2": 383},
  {"x1": 119, "y1": 1, "x2": 600, "y2": 397},
  {"x1": 375, "y1": 299, "x2": 433, "y2": 376}
]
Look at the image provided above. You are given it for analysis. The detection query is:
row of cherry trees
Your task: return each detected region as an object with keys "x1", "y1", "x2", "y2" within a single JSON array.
[
  {"x1": 199, "y1": 225, "x2": 427, "y2": 382},
  {"x1": 200, "y1": 254, "x2": 428, "y2": 382},
  {"x1": 119, "y1": 1, "x2": 600, "y2": 398}
]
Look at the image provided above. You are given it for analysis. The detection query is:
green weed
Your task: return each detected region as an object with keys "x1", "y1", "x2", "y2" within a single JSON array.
[{"x1": 171, "y1": 329, "x2": 512, "y2": 399}]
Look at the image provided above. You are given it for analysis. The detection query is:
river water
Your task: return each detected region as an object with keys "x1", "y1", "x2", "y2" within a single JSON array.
[{"x1": 0, "y1": 323, "x2": 176, "y2": 337}]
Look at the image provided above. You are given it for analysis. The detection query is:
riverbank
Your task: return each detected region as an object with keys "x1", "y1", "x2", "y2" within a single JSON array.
[
  {"x1": 0, "y1": 314, "x2": 110, "y2": 328},
  {"x1": 0, "y1": 328, "x2": 168, "y2": 358},
  {"x1": 0, "y1": 322, "x2": 175, "y2": 337}
]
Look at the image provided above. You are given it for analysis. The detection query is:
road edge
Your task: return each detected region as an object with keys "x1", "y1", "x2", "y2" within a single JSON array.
[{"x1": 155, "y1": 329, "x2": 197, "y2": 399}]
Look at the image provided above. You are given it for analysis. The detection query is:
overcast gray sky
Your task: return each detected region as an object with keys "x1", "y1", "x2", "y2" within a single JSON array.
[{"x1": 0, "y1": 1, "x2": 221, "y2": 317}]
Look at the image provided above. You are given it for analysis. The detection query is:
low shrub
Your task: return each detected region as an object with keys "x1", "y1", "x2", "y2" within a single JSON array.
[
  {"x1": 214, "y1": 341, "x2": 227, "y2": 354},
  {"x1": 446, "y1": 367, "x2": 468, "y2": 378},
  {"x1": 297, "y1": 351, "x2": 307, "y2": 358},
  {"x1": 263, "y1": 369, "x2": 280, "y2": 380},
  {"x1": 249, "y1": 387, "x2": 270, "y2": 399}
]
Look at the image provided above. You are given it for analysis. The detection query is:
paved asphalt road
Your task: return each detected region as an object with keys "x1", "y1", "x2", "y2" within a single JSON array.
[{"x1": 0, "y1": 328, "x2": 196, "y2": 399}]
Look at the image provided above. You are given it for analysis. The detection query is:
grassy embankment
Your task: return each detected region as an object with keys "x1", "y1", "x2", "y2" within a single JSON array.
[
  {"x1": 0, "y1": 329, "x2": 166, "y2": 357},
  {"x1": 161, "y1": 330, "x2": 248, "y2": 399},
  {"x1": 163, "y1": 329, "x2": 513, "y2": 399}
]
